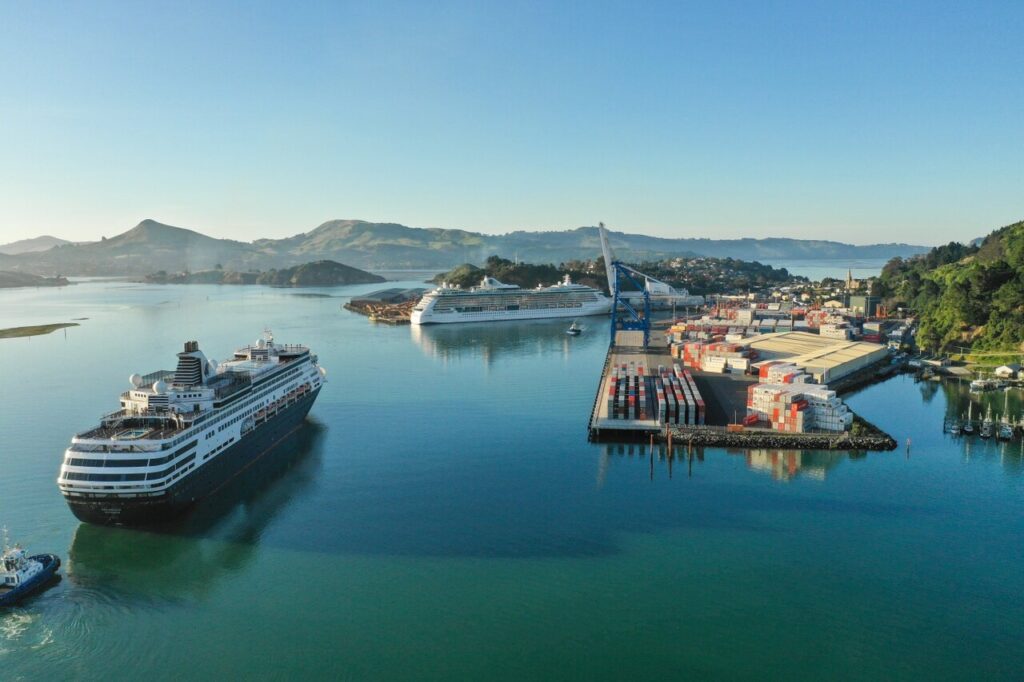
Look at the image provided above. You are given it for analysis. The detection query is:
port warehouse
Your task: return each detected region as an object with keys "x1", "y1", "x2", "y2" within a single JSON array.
[
  {"x1": 732, "y1": 332, "x2": 889, "y2": 384},
  {"x1": 590, "y1": 330, "x2": 888, "y2": 438}
]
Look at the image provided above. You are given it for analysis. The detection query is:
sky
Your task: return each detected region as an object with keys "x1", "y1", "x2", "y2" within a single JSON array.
[{"x1": 0, "y1": 0, "x2": 1022, "y2": 245}]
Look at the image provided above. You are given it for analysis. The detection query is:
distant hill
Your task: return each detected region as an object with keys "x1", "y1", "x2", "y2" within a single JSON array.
[
  {"x1": 0, "y1": 235, "x2": 72, "y2": 255},
  {"x1": 144, "y1": 259, "x2": 385, "y2": 287},
  {"x1": 0, "y1": 218, "x2": 931, "y2": 275}
]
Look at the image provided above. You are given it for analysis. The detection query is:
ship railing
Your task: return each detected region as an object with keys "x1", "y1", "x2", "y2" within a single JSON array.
[
  {"x1": 99, "y1": 407, "x2": 171, "y2": 422},
  {"x1": 236, "y1": 343, "x2": 308, "y2": 354},
  {"x1": 79, "y1": 412, "x2": 202, "y2": 442},
  {"x1": 96, "y1": 406, "x2": 207, "y2": 428},
  {"x1": 68, "y1": 440, "x2": 165, "y2": 453}
]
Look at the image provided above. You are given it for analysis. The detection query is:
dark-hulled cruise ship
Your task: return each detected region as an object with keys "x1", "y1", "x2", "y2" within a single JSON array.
[{"x1": 58, "y1": 331, "x2": 325, "y2": 525}]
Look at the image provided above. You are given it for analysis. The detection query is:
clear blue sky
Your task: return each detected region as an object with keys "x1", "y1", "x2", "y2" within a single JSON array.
[{"x1": 1, "y1": 1, "x2": 1021, "y2": 244}]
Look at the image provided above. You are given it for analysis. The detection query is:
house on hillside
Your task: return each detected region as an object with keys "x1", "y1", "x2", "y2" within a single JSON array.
[{"x1": 993, "y1": 363, "x2": 1020, "y2": 379}]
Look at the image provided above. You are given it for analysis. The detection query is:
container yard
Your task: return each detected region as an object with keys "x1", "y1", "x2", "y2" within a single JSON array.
[
  {"x1": 589, "y1": 228, "x2": 892, "y2": 446},
  {"x1": 588, "y1": 328, "x2": 895, "y2": 450}
]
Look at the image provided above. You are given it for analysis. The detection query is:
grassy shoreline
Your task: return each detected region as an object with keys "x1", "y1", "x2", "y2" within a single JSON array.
[{"x1": 0, "y1": 322, "x2": 79, "y2": 339}]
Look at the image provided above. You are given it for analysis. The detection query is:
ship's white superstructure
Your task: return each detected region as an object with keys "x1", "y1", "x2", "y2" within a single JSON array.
[
  {"x1": 58, "y1": 331, "x2": 325, "y2": 524},
  {"x1": 411, "y1": 274, "x2": 612, "y2": 325}
]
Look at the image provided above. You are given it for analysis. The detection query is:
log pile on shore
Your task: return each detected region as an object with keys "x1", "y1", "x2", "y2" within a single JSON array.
[{"x1": 343, "y1": 300, "x2": 417, "y2": 324}]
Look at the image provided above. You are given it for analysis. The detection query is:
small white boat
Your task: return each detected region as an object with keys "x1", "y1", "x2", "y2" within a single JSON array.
[
  {"x1": 970, "y1": 373, "x2": 996, "y2": 392},
  {"x1": 566, "y1": 321, "x2": 582, "y2": 336}
]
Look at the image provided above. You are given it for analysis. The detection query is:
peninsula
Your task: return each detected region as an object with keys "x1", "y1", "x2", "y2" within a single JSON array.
[{"x1": 143, "y1": 259, "x2": 386, "y2": 287}]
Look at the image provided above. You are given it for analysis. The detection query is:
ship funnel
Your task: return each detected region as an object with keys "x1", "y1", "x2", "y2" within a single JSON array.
[{"x1": 174, "y1": 340, "x2": 209, "y2": 386}]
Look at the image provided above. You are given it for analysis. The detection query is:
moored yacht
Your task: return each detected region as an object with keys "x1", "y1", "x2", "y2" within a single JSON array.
[{"x1": 980, "y1": 405, "x2": 994, "y2": 439}]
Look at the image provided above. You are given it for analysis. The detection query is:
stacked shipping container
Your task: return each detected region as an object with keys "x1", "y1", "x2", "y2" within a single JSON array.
[
  {"x1": 606, "y1": 362, "x2": 651, "y2": 421},
  {"x1": 745, "y1": 383, "x2": 853, "y2": 433},
  {"x1": 651, "y1": 364, "x2": 705, "y2": 425},
  {"x1": 670, "y1": 341, "x2": 754, "y2": 374}
]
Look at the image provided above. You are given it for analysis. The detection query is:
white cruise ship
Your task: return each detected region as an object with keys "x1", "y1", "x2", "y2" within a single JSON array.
[
  {"x1": 57, "y1": 331, "x2": 325, "y2": 525},
  {"x1": 411, "y1": 274, "x2": 612, "y2": 325}
]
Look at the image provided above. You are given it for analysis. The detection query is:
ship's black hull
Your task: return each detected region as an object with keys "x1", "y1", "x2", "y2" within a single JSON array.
[{"x1": 65, "y1": 388, "x2": 321, "y2": 526}]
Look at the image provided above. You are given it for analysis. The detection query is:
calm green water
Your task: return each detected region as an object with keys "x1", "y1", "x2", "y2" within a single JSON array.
[{"x1": 1, "y1": 281, "x2": 1023, "y2": 680}]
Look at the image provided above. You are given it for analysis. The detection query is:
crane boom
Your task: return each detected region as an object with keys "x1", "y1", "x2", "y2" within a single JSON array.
[{"x1": 598, "y1": 222, "x2": 616, "y2": 295}]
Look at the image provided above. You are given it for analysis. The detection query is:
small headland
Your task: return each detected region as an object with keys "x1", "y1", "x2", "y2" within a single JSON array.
[
  {"x1": 0, "y1": 322, "x2": 79, "y2": 339},
  {"x1": 0, "y1": 271, "x2": 71, "y2": 289},
  {"x1": 143, "y1": 260, "x2": 385, "y2": 287}
]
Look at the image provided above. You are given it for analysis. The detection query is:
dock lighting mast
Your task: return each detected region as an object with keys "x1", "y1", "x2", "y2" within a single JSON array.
[{"x1": 598, "y1": 222, "x2": 651, "y2": 348}]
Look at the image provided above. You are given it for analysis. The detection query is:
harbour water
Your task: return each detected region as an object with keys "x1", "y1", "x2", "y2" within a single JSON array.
[
  {"x1": 758, "y1": 257, "x2": 892, "y2": 281},
  {"x1": 1, "y1": 281, "x2": 1023, "y2": 680}
]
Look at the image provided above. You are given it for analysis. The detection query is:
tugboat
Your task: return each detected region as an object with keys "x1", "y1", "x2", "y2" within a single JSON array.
[
  {"x1": 566, "y1": 320, "x2": 582, "y2": 336},
  {"x1": 0, "y1": 529, "x2": 61, "y2": 607}
]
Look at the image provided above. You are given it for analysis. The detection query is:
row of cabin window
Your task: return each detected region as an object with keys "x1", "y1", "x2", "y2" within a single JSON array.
[
  {"x1": 164, "y1": 364, "x2": 301, "y2": 446},
  {"x1": 65, "y1": 452, "x2": 196, "y2": 482},
  {"x1": 65, "y1": 440, "x2": 197, "y2": 469}
]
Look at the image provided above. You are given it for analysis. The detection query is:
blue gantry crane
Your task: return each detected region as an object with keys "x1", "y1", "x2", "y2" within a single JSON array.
[{"x1": 598, "y1": 223, "x2": 651, "y2": 348}]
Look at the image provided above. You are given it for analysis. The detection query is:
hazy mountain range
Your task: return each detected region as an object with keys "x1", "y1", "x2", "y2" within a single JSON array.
[
  {"x1": 0, "y1": 235, "x2": 72, "y2": 255},
  {"x1": 0, "y1": 219, "x2": 930, "y2": 276}
]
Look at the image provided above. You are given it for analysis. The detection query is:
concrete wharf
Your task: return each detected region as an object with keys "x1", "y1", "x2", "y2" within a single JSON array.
[{"x1": 587, "y1": 338, "x2": 897, "y2": 450}]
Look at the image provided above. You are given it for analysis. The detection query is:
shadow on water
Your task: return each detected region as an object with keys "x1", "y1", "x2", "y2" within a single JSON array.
[
  {"x1": 267, "y1": 441, "x2": 911, "y2": 562},
  {"x1": 66, "y1": 420, "x2": 327, "y2": 600}
]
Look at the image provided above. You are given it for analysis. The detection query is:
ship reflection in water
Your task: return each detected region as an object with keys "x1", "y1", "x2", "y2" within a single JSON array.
[
  {"x1": 597, "y1": 443, "x2": 869, "y2": 484},
  {"x1": 67, "y1": 421, "x2": 326, "y2": 600},
  {"x1": 410, "y1": 318, "x2": 596, "y2": 365}
]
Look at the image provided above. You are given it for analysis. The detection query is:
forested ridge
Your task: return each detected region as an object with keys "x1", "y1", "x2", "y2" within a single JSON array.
[{"x1": 874, "y1": 220, "x2": 1024, "y2": 352}]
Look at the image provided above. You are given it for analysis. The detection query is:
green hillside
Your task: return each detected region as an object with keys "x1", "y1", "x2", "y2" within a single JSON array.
[{"x1": 874, "y1": 220, "x2": 1024, "y2": 353}]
